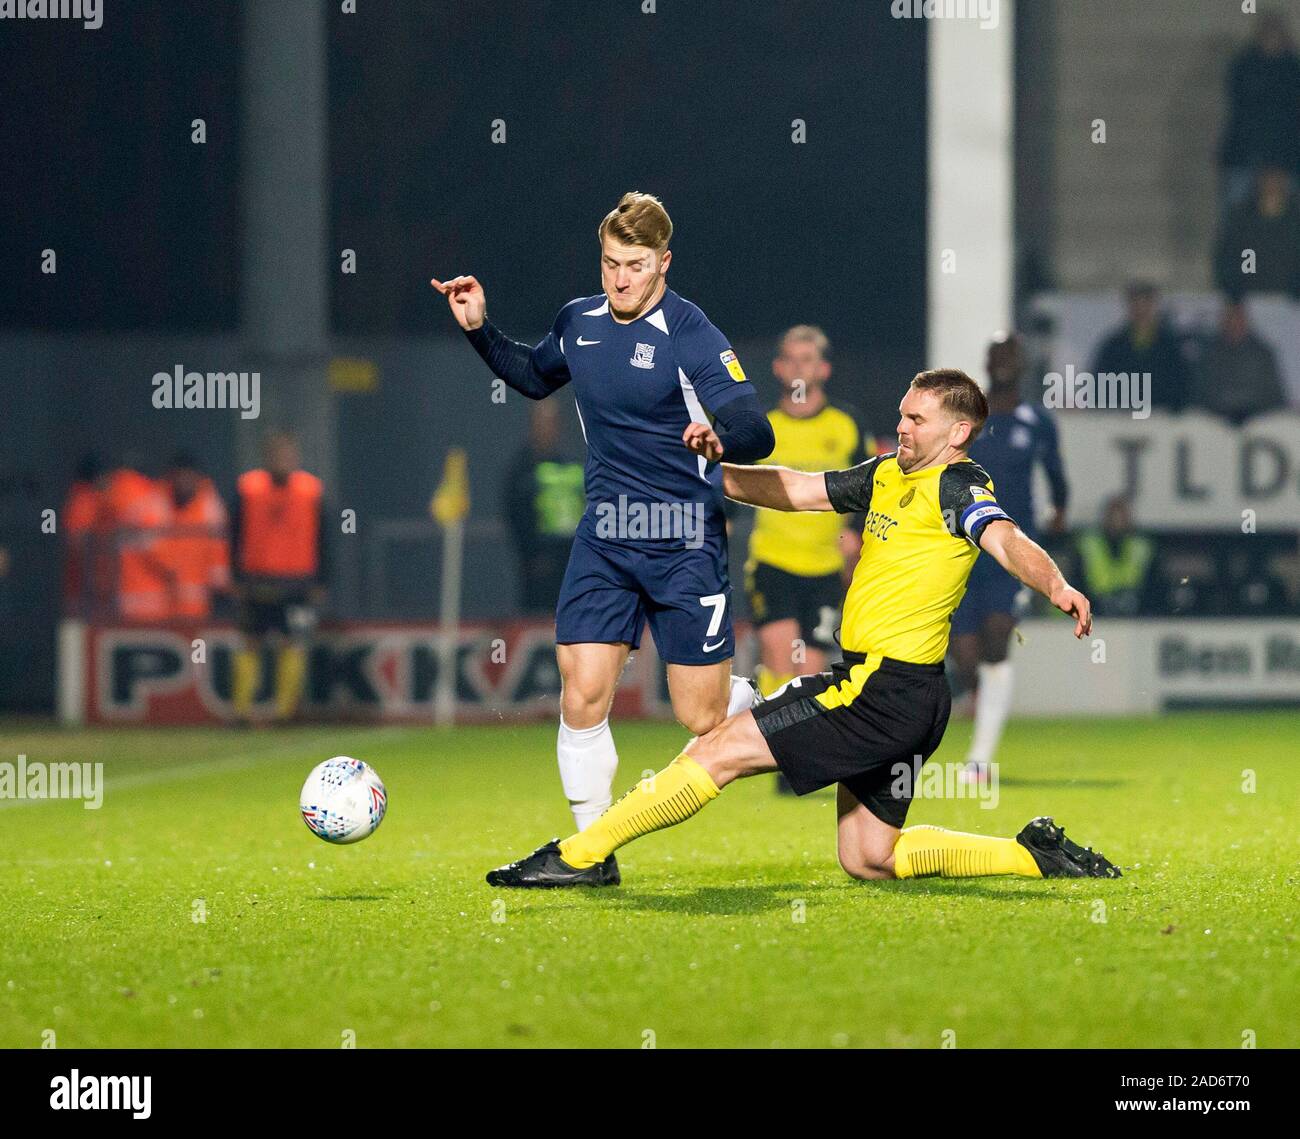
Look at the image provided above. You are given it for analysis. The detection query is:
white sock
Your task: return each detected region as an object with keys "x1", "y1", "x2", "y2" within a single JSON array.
[
  {"x1": 968, "y1": 660, "x2": 1014, "y2": 766},
  {"x1": 726, "y1": 675, "x2": 758, "y2": 718},
  {"x1": 557, "y1": 717, "x2": 619, "y2": 831}
]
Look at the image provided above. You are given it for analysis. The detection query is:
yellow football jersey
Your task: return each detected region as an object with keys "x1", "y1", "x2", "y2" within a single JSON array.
[
  {"x1": 748, "y1": 405, "x2": 860, "y2": 577},
  {"x1": 825, "y1": 453, "x2": 1013, "y2": 664}
]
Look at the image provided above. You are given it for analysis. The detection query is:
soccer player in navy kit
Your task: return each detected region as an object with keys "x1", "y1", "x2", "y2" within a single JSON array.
[
  {"x1": 952, "y1": 333, "x2": 1069, "y2": 783},
  {"x1": 432, "y1": 193, "x2": 774, "y2": 881}
]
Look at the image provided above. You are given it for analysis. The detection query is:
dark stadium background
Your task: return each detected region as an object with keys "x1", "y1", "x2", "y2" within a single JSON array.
[
  {"x1": 2, "y1": 1, "x2": 1298, "y2": 717},
  {"x1": 0, "y1": 1, "x2": 927, "y2": 710}
]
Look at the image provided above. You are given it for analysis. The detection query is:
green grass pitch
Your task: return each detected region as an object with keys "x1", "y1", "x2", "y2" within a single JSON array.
[{"x1": 0, "y1": 713, "x2": 1295, "y2": 1049}]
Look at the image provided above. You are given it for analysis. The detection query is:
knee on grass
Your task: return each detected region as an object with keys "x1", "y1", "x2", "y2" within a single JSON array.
[
  {"x1": 838, "y1": 834, "x2": 898, "y2": 880},
  {"x1": 838, "y1": 851, "x2": 896, "y2": 881}
]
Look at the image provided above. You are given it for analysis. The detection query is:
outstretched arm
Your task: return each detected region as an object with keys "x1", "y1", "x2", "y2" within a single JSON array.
[
  {"x1": 720, "y1": 464, "x2": 834, "y2": 511},
  {"x1": 431, "y1": 275, "x2": 569, "y2": 400},
  {"x1": 715, "y1": 453, "x2": 880, "y2": 513},
  {"x1": 978, "y1": 519, "x2": 1092, "y2": 638},
  {"x1": 461, "y1": 322, "x2": 569, "y2": 400}
]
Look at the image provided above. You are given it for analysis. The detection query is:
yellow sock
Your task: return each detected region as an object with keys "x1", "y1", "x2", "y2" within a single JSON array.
[
  {"x1": 274, "y1": 645, "x2": 307, "y2": 720},
  {"x1": 757, "y1": 666, "x2": 794, "y2": 698},
  {"x1": 232, "y1": 649, "x2": 260, "y2": 717},
  {"x1": 559, "y1": 753, "x2": 720, "y2": 869},
  {"x1": 893, "y1": 824, "x2": 1042, "y2": 879}
]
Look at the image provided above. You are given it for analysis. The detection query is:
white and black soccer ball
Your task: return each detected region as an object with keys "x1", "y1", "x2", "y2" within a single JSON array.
[{"x1": 299, "y1": 757, "x2": 388, "y2": 844}]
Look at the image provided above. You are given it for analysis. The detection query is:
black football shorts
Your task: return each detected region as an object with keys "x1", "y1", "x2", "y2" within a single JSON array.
[
  {"x1": 752, "y1": 651, "x2": 952, "y2": 828},
  {"x1": 745, "y1": 561, "x2": 844, "y2": 652},
  {"x1": 238, "y1": 581, "x2": 316, "y2": 638}
]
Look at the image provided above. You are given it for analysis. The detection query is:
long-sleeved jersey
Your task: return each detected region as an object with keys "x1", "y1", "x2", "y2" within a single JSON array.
[{"x1": 467, "y1": 289, "x2": 769, "y2": 547}]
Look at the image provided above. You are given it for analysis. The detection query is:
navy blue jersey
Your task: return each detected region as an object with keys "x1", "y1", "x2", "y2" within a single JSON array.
[
  {"x1": 522, "y1": 289, "x2": 756, "y2": 546},
  {"x1": 967, "y1": 403, "x2": 1068, "y2": 540}
]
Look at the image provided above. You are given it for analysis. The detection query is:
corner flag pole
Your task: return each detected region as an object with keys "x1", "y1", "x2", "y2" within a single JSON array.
[{"x1": 431, "y1": 448, "x2": 470, "y2": 727}]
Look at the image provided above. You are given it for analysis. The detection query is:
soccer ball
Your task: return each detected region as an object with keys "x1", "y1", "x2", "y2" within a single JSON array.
[{"x1": 299, "y1": 757, "x2": 388, "y2": 844}]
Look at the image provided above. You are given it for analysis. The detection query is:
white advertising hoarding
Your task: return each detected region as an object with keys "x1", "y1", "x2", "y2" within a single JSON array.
[
  {"x1": 1010, "y1": 618, "x2": 1300, "y2": 715},
  {"x1": 1042, "y1": 410, "x2": 1300, "y2": 531}
]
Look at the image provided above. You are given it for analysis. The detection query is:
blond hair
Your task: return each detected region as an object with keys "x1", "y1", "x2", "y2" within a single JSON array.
[
  {"x1": 597, "y1": 192, "x2": 673, "y2": 252},
  {"x1": 778, "y1": 324, "x2": 831, "y2": 359}
]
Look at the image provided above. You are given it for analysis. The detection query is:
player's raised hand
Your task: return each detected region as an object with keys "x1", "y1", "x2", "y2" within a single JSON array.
[
  {"x1": 1050, "y1": 585, "x2": 1093, "y2": 639},
  {"x1": 430, "y1": 275, "x2": 486, "y2": 331},
  {"x1": 682, "y1": 422, "x2": 724, "y2": 462}
]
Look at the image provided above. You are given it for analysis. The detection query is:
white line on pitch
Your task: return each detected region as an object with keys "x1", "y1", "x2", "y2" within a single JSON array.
[{"x1": 0, "y1": 728, "x2": 419, "y2": 810}]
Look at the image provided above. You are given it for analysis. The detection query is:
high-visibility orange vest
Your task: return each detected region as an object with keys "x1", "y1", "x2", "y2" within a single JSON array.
[
  {"x1": 236, "y1": 469, "x2": 322, "y2": 578},
  {"x1": 103, "y1": 469, "x2": 172, "y2": 622},
  {"x1": 158, "y1": 479, "x2": 230, "y2": 619}
]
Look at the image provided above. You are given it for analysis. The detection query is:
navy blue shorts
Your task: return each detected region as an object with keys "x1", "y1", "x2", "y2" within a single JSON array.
[
  {"x1": 951, "y1": 551, "x2": 1028, "y2": 636},
  {"x1": 555, "y1": 530, "x2": 734, "y2": 665}
]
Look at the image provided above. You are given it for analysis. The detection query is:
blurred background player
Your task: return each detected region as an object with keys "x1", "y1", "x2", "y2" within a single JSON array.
[
  {"x1": 229, "y1": 433, "x2": 328, "y2": 725},
  {"x1": 157, "y1": 453, "x2": 230, "y2": 622},
  {"x1": 100, "y1": 453, "x2": 173, "y2": 623},
  {"x1": 502, "y1": 402, "x2": 585, "y2": 616},
  {"x1": 432, "y1": 192, "x2": 774, "y2": 861},
  {"x1": 746, "y1": 326, "x2": 860, "y2": 693},
  {"x1": 744, "y1": 326, "x2": 860, "y2": 791},
  {"x1": 952, "y1": 333, "x2": 1069, "y2": 784}
]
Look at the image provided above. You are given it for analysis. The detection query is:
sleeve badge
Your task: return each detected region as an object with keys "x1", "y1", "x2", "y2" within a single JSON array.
[{"x1": 720, "y1": 349, "x2": 747, "y2": 382}]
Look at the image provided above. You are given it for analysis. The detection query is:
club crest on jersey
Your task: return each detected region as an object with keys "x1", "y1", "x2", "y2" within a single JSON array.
[
  {"x1": 630, "y1": 342, "x2": 656, "y2": 369},
  {"x1": 720, "y1": 349, "x2": 747, "y2": 382},
  {"x1": 899, "y1": 487, "x2": 915, "y2": 508}
]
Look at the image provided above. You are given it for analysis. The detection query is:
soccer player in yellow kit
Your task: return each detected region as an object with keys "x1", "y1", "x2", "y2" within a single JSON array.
[
  {"x1": 487, "y1": 369, "x2": 1121, "y2": 886},
  {"x1": 746, "y1": 326, "x2": 861, "y2": 697}
]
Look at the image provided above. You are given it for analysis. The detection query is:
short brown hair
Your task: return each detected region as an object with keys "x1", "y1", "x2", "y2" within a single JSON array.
[
  {"x1": 598, "y1": 192, "x2": 673, "y2": 252},
  {"x1": 910, "y1": 368, "x2": 989, "y2": 442}
]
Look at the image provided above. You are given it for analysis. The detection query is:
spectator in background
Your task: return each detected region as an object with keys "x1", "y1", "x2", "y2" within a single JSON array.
[
  {"x1": 503, "y1": 401, "x2": 584, "y2": 615},
  {"x1": 101, "y1": 455, "x2": 172, "y2": 622},
  {"x1": 1091, "y1": 282, "x2": 1191, "y2": 412},
  {"x1": 1075, "y1": 496, "x2": 1155, "y2": 618},
  {"x1": 1191, "y1": 300, "x2": 1289, "y2": 424},
  {"x1": 1213, "y1": 166, "x2": 1300, "y2": 300},
  {"x1": 1218, "y1": 12, "x2": 1300, "y2": 211},
  {"x1": 157, "y1": 453, "x2": 229, "y2": 621},
  {"x1": 230, "y1": 433, "x2": 328, "y2": 725}
]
